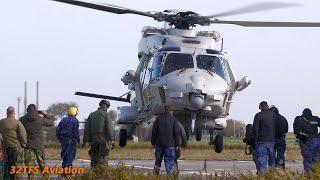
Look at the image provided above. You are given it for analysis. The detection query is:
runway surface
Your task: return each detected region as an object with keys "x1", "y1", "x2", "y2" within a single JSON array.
[{"x1": 46, "y1": 159, "x2": 304, "y2": 175}]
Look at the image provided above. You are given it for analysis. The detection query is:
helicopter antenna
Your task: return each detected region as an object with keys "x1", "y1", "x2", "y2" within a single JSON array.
[{"x1": 220, "y1": 38, "x2": 224, "y2": 52}]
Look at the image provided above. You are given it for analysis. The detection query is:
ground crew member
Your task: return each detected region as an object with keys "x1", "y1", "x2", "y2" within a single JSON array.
[
  {"x1": 270, "y1": 105, "x2": 288, "y2": 169},
  {"x1": 253, "y1": 101, "x2": 276, "y2": 173},
  {"x1": 56, "y1": 106, "x2": 80, "y2": 169},
  {"x1": 83, "y1": 100, "x2": 115, "y2": 168},
  {"x1": 293, "y1": 108, "x2": 320, "y2": 172},
  {"x1": 0, "y1": 134, "x2": 4, "y2": 180},
  {"x1": 0, "y1": 107, "x2": 27, "y2": 180},
  {"x1": 151, "y1": 105, "x2": 180, "y2": 175},
  {"x1": 173, "y1": 121, "x2": 187, "y2": 172},
  {"x1": 20, "y1": 104, "x2": 54, "y2": 178}
]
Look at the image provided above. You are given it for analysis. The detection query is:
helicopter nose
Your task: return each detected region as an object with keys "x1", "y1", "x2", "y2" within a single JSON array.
[{"x1": 189, "y1": 94, "x2": 205, "y2": 110}]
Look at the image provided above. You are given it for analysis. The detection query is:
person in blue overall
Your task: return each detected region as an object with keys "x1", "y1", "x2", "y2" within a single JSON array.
[{"x1": 56, "y1": 107, "x2": 80, "y2": 169}]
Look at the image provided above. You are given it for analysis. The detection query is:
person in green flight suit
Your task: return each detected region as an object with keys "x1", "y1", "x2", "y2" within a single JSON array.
[{"x1": 83, "y1": 100, "x2": 115, "y2": 168}]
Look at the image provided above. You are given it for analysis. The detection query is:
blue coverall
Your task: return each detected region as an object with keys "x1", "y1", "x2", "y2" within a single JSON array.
[{"x1": 56, "y1": 116, "x2": 80, "y2": 168}]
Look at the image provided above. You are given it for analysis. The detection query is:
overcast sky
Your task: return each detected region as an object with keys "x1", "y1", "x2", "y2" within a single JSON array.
[{"x1": 1, "y1": 0, "x2": 320, "y2": 131}]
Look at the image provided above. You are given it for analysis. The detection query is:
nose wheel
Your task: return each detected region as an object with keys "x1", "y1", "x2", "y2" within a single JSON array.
[
  {"x1": 213, "y1": 134, "x2": 223, "y2": 153},
  {"x1": 119, "y1": 129, "x2": 128, "y2": 147}
]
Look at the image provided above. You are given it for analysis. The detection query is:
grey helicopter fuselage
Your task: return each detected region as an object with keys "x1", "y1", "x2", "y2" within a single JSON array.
[
  {"x1": 50, "y1": 0, "x2": 320, "y2": 151},
  {"x1": 117, "y1": 26, "x2": 250, "y2": 137}
]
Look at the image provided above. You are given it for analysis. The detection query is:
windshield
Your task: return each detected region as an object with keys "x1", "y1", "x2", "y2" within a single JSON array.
[
  {"x1": 161, "y1": 53, "x2": 194, "y2": 76},
  {"x1": 196, "y1": 55, "x2": 227, "y2": 80},
  {"x1": 151, "y1": 54, "x2": 164, "y2": 79}
]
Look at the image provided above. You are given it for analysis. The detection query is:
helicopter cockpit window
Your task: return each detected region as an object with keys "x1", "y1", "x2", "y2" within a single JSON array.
[
  {"x1": 161, "y1": 53, "x2": 194, "y2": 76},
  {"x1": 196, "y1": 55, "x2": 227, "y2": 80},
  {"x1": 151, "y1": 54, "x2": 164, "y2": 79}
]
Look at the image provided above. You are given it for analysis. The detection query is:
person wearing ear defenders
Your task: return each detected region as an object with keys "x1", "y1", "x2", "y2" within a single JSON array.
[
  {"x1": 253, "y1": 101, "x2": 277, "y2": 173},
  {"x1": 56, "y1": 106, "x2": 80, "y2": 169}
]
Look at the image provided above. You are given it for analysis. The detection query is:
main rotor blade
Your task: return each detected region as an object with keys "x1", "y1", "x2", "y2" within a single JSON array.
[
  {"x1": 75, "y1": 91, "x2": 130, "y2": 103},
  {"x1": 207, "y1": 2, "x2": 301, "y2": 18},
  {"x1": 51, "y1": 0, "x2": 157, "y2": 18},
  {"x1": 211, "y1": 19, "x2": 320, "y2": 27}
]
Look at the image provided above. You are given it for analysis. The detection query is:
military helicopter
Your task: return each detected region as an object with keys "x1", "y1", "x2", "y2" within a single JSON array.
[{"x1": 51, "y1": 0, "x2": 320, "y2": 153}]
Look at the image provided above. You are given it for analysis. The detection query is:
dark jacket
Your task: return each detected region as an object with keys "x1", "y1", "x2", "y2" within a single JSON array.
[
  {"x1": 83, "y1": 109, "x2": 114, "y2": 143},
  {"x1": 294, "y1": 114, "x2": 320, "y2": 140},
  {"x1": 56, "y1": 116, "x2": 80, "y2": 144},
  {"x1": 275, "y1": 113, "x2": 288, "y2": 140},
  {"x1": 151, "y1": 113, "x2": 180, "y2": 147},
  {"x1": 0, "y1": 116, "x2": 27, "y2": 148},
  {"x1": 20, "y1": 112, "x2": 54, "y2": 151},
  {"x1": 253, "y1": 109, "x2": 276, "y2": 142}
]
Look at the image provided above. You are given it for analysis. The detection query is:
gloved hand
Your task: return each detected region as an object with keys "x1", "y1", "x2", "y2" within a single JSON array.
[
  {"x1": 296, "y1": 135, "x2": 307, "y2": 144},
  {"x1": 110, "y1": 141, "x2": 115, "y2": 150}
]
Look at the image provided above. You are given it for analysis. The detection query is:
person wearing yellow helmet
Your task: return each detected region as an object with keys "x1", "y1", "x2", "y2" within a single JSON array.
[{"x1": 56, "y1": 106, "x2": 80, "y2": 172}]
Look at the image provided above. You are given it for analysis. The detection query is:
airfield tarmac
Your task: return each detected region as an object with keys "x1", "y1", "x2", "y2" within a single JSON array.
[{"x1": 45, "y1": 159, "x2": 304, "y2": 176}]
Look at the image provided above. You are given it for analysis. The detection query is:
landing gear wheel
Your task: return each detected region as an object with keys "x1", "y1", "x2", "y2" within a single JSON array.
[
  {"x1": 119, "y1": 129, "x2": 127, "y2": 147},
  {"x1": 195, "y1": 128, "x2": 202, "y2": 141},
  {"x1": 214, "y1": 134, "x2": 223, "y2": 153}
]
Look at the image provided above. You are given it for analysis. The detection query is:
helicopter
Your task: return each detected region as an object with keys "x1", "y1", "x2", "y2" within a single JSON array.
[{"x1": 50, "y1": 0, "x2": 320, "y2": 153}]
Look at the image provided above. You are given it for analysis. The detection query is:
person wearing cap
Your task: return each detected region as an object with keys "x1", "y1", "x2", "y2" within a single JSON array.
[
  {"x1": 253, "y1": 101, "x2": 276, "y2": 173},
  {"x1": 293, "y1": 108, "x2": 320, "y2": 172},
  {"x1": 56, "y1": 106, "x2": 80, "y2": 170},
  {"x1": 269, "y1": 105, "x2": 288, "y2": 169},
  {"x1": 83, "y1": 100, "x2": 115, "y2": 167}
]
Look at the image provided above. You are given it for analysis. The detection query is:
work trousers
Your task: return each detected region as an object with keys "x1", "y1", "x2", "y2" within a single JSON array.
[
  {"x1": 154, "y1": 146, "x2": 176, "y2": 174},
  {"x1": 255, "y1": 142, "x2": 275, "y2": 173},
  {"x1": 25, "y1": 148, "x2": 46, "y2": 179},
  {"x1": 300, "y1": 137, "x2": 320, "y2": 172},
  {"x1": 275, "y1": 137, "x2": 286, "y2": 168},
  {"x1": 89, "y1": 142, "x2": 109, "y2": 168},
  {"x1": 60, "y1": 137, "x2": 77, "y2": 168}
]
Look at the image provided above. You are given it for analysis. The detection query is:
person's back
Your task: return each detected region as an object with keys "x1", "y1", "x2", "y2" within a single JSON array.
[
  {"x1": 56, "y1": 107, "x2": 80, "y2": 172},
  {"x1": 275, "y1": 113, "x2": 288, "y2": 139},
  {"x1": 84, "y1": 109, "x2": 113, "y2": 143},
  {"x1": 252, "y1": 101, "x2": 276, "y2": 173},
  {"x1": 20, "y1": 111, "x2": 54, "y2": 151},
  {"x1": 253, "y1": 110, "x2": 276, "y2": 142},
  {"x1": 270, "y1": 106, "x2": 288, "y2": 169},
  {"x1": 151, "y1": 113, "x2": 179, "y2": 147},
  {"x1": 178, "y1": 122, "x2": 187, "y2": 148},
  {"x1": 0, "y1": 117, "x2": 26, "y2": 149},
  {"x1": 151, "y1": 106, "x2": 180, "y2": 175},
  {"x1": 83, "y1": 100, "x2": 114, "y2": 168},
  {"x1": 19, "y1": 104, "x2": 54, "y2": 179},
  {"x1": 294, "y1": 108, "x2": 320, "y2": 172},
  {"x1": 0, "y1": 107, "x2": 26, "y2": 180},
  {"x1": 57, "y1": 116, "x2": 80, "y2": 143}
]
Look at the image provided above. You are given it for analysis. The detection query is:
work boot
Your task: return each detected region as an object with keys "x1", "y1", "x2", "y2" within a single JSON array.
[{"x1": 153, "y1": 166, "x2": 160, "y2": 175}]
